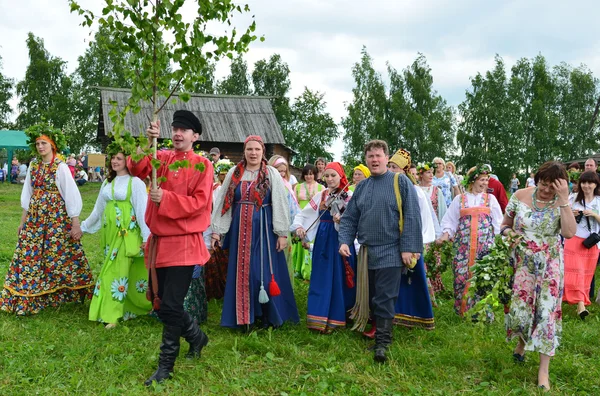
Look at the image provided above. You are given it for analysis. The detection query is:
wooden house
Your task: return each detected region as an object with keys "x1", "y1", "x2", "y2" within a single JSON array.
[{"x1": 97, "y1": 87, "x2": 294, "y2": 163}]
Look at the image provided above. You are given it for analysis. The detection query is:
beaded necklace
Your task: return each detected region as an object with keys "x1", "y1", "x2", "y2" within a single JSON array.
[{"x1": 532, "y1": 187, "x2": 557, "y2": 211}]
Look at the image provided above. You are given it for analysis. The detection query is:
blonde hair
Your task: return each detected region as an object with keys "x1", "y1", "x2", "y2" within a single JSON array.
[
  {"x1": 432, "y1": 157, "x2": 445, "y2": 167},
  {"x1": 268, "y1": 155, "x2": 290, "y2": 181},
  {"x1": 446, "y1": 161, "x2": 456, "y2": 173}
]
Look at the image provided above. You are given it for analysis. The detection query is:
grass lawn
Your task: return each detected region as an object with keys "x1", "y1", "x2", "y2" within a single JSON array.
[{"x1": 1, "y1": 182, "x2": 599, "y2": 395}]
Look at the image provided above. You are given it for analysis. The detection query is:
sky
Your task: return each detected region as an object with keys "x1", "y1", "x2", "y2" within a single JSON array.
[{"x1": 1, "y1": 0, "x2": 600, "y2": 160}]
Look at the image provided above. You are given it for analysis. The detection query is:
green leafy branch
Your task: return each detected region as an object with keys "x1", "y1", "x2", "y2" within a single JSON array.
[
  {"x1": 69, "y1": 0, "x2": 260, "y2": 187},
  {"x1": 423, "y1": 240, "x2": 455, "y2": 279},
  {"x1": 467, "y1": 234, "x2": 522, "y2": 325}
]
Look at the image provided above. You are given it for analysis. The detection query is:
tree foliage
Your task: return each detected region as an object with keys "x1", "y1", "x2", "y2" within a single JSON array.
[
  {"x1": 288, "y1": 88, "x2": 338, "y2": 166},
  {"x1": 70, "y1": 25, "x2": 133, "y2": 153},
  {"x1": 252, "y1": 54, "x2": 292, "y2": 133},
  {"x1": 342, "y1": 47, "x2": 454, "y2": 167},
  {"x1": 216, "y1": 55, "x2": 252, "y2": 95},
  {"x1": 457, "y1": 54, "x2": 600, "y2": 183},
  {"x1": 16, "y1": 33, "x2": 73, "y2": 131},
  {"x1": 70, "y1": 0, "x2": 260, "y2": 186},
  {"x1": 0, "y1": 54, "x2": 13, "y2": 129},
  {"x1": 341, "y1": 47, "x2": 388, "y2": 167}
]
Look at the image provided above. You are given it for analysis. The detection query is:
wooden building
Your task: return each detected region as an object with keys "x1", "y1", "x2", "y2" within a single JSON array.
[{"x1": 97, "y1": 87, "x2": 294, "y2": 163}]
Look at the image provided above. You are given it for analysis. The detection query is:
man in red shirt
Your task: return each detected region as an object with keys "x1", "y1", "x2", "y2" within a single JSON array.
[
  {"x1": 128, "y1": 110, "x2": 213, "y2": 386},
  {"x1": 484, "y1": 165, "x2": 508, "y2": 213}
]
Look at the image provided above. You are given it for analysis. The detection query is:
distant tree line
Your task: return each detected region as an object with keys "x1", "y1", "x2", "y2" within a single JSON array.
[{"x1": 1, "y1": 32, "x2": 599, "y2": 182}]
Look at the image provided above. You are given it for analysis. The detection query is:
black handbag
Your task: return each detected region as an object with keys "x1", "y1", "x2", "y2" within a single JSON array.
[
  {"x1": 582, "y1": 201, "x2": 600, "y2": 249},
  {"x1": 582, "y1": 232, "x2": 600, "y2": 249}
]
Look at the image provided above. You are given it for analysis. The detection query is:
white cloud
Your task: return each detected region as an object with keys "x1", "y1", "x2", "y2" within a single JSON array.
[{"x1": 3, "y1": 0, "x2": 600, "y2": 162}]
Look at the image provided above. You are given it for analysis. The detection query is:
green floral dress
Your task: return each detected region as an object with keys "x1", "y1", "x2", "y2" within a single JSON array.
[
  {"x1": 86, "y1": 177, "x2": 151, "y2": 323},
  {"x1": 1, "y1": 158, "x2": 94, "y2": 315},
  {"x1": 505, "y1": 194, "x2": 563, "y2": 356}
]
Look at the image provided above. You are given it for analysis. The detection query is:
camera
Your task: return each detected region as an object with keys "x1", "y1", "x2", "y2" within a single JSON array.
[{"x1": 575, "y1": 211, "x2": 584, "y2": 223}]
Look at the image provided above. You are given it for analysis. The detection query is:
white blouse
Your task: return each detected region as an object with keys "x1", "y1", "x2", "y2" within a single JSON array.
[
  {"x1": 81, "y1": 175, "x2": 150, "y2": 242},
  {"x1": 440, "y1": 192, "x2": 502, "y2": 238},
  {"x1": 21, "y1": 161, "x2": 83, "y2": 218},
  {"x1": 290, "y1": 189, "x2": 353, "y2": 242},
  {"x1": 211, "y1": 165, "x2": 290, "y2": 237},
  {"x1": 569, "y1": 195, "x2": 600, "y2": 239},
  {"x1": 414, "y1": 185, "x2": 436, "y2": 244}
]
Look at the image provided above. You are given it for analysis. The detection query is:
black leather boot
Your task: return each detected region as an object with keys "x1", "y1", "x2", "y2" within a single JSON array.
[
  {"x1": 373, "y1": 317, "x2": 393, "y2": 363},
  {"x1": 144, "y1": 325, "x2": 182, "y2": 386},
  {"x1": 181, "y1": 312, "x2": 208, "y2": 359}
]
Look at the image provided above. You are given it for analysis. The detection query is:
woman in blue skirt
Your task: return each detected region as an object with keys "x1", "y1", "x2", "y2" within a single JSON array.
[
  {"x1": 292, "y1": 162, "x2": 356, "y2": 333},
  {"x1": 211, "y1": 136, "x2": 299, "y2": 330}
]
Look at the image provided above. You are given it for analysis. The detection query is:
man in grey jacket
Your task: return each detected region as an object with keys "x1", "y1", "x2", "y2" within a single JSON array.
[{"x1": 339, "y1": 139, "x2": 423, "y2": 363}]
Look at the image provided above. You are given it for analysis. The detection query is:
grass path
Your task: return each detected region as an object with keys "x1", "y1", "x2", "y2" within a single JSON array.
[{"x1": 0, "y1": 182, "x2": 599, "y2": 395}]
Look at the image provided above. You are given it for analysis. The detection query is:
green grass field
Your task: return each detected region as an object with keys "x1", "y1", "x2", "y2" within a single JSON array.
[{"x1": 0, "y1": 182, "x2": 599, "y2": 395}]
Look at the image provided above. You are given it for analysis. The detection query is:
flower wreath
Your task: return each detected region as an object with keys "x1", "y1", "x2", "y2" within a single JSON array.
[
  {"x1": 462, "y1": 164, "x2": 489, "y2": 188},
  {"x1": 417, "y1": 162, "x2": 434, "y2": 173},
  {"x1": 215, "y1": 158, "x2": 234, "y2": 175},
  {"x1": 567, "y1": 169, "x2": 581, "y2": 183},
  {"x1": 25, "y1": 122, "x2": 68, "y2": 156}
]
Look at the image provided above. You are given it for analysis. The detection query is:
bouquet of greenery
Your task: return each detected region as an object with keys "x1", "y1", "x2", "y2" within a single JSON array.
[
  {"x1": 467, "y1": 234, "x2": 522, "y2": 324},
  {"x1": 423, "y1": 240, "x2": 455, "y2": 280}
]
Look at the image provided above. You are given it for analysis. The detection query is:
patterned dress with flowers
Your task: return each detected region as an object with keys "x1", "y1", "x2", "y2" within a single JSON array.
[
  {"x1": 450, "y1": 193, "x2": 495, "y2": 316},
  {"x1": 83, "y1": 176, "x2": 151, "y2": 323},
  {"x1": 505, "y1": 195, "x2": 563, "y2": 356},
  {"x1": 1, "y1": 158, "x2": 94, "y2": 315}
]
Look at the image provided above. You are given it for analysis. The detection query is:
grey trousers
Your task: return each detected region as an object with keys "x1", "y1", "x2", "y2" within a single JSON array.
[{"x1": 368, "y1": 267, "x2": 402, "y2": 319}]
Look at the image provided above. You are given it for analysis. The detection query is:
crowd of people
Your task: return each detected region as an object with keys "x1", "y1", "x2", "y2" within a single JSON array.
[{"x1": 2, "y1": 110, "x2": 599, "y2": 391}]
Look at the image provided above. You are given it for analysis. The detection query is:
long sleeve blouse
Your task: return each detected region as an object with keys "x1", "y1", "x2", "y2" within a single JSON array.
[
  {"x1": 290, "y1": 189, "x2": 353, "y2": 242},
  {"x1": 81, "y1": 175, "x2": 151, "y2": 242},
  {"x1": 440, "y1": 192, "x2": 502, "y2": 238},
  {"x1": 414, "y1": 185, "x2": 436, "y2": 244},
  {"x1": 211, "y1": 165, "x2": 290, "y2": 236},
  {"x1": 21, "y1": 160, "x2": 82, "y2": 218}
]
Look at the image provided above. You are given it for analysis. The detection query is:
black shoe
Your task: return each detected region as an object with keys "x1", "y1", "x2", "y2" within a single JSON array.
[
  {"x1": 144, "y1": 325, "x2": 182, "y2": 386},
  {"x1": 512, "y1": 352, "x2": 525, "y2": 363},
  {"x1": 373, "y1": 317, "x2": 393, "y2": 364},
  {"x1": 579, "y1": 309, "x2": 589, "y2": 321},
  {"x1": 181, "y1": 313, "x2": 209, "y2": 359}
]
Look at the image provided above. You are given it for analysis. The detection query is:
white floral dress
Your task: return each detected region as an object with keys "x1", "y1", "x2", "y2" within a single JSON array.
[{"x1": 505, "y1": 194, "x2": 563, "y2": 356}]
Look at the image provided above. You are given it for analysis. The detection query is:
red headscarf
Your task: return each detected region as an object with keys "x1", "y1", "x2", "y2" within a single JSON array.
[
  {"x1": 324, "y1": 162, "x2": 349, "y2": 192},
  {"x1": 221, "y1": 135, "x2": 270, "y2": 215}
]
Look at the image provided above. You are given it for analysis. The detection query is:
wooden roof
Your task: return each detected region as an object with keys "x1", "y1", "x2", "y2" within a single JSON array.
[{"x1": 97, "y1": 87, "x2": 285, "y2": 144}]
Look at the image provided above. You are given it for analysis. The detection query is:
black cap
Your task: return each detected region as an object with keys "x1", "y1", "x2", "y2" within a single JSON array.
[{"x1": 171, "y1": 110, "x2": 202, "y2": 135}]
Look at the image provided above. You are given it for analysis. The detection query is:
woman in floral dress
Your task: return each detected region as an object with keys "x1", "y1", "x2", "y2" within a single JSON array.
[
  {"x1": 432, "y1": 157, "x2": 460, "y2": 208},
  {"x1": 437, "y1": 165, "x2": 502, "y2": 317},
  {"x1": 81, "y1": 150, "x2": 151, "y2": 328},
  {"x1": 1, "y1": 124, "x2": 94, "y2": 315},
  {"x1": 500, "y1": 161, "x2": 576, "y2": 391}
]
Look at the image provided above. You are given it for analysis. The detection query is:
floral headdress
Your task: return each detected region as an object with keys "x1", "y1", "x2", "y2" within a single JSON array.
[
  {"x1": 25, "y1": 122, "x2": 68, "y2": 156},
  {"x1": 567, "y1": 169, "x2": 581, "y2": 183},
  {"x1": 416, "y1": 162, "x2": 434, "y2": 173},
  {"x1": 106, "y1": 132, "x2": 137, "y2": 158},
  {"x1": 462, "y1": 164, "x2": 489, "y2": 188},
  {"x1": 215, "y1": 158, "x2": 234, "y2": 175}
]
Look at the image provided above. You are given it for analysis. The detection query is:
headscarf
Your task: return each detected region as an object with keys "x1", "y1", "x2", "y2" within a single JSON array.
[
  {"x1": 37, "y1": 135, "x2": 57, "y2": 152},
  {"x1": 324, "y1": 162, "x2": 349, "y2": 192},
  {"x1": 221, "y1": 135, "x2": 270, "y2": 215},
  {"x1": 353, "y1": 164, "x2": 371, "y2": 179}
]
